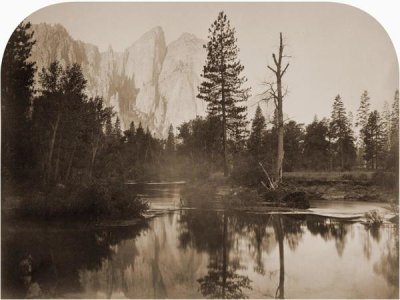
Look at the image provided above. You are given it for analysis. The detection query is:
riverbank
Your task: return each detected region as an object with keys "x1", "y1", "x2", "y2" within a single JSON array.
[
  {"x1": 180, "y1": 171, "x2": 398, "y2": 217},
  {"x1": 2, "y1": 181, "x2": 149, "y2": 222}
]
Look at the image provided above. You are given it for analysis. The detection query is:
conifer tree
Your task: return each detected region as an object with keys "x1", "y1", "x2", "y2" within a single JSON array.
[
  {"x1": 381, "y1": 101, "x2": 392, "y2": 152},
  {"x1": 330, "y1": 95, "x2": 356, "y2": 170},
  {"x1": 1, "y1": 22, "x2": 36, "y2": 181},
  {"x1": 362, "y1": 110, "x2": 384, "y2": 169},
  {"x1": 113, "y1": 117, "x2": 122, "y2": 138},
  {"x1": 356, "y1": 90, "x2": 371, "y2": 153},
  {"x1": 303, "y1": 117, "x2": 330, "y2": 170},
  {"x1": 124, "y1": 121, "x2": 136, "y2": 144},
  {"x1": 248, "y1": 105, "x2": 266, "y2": 160},
  {"x1": 166, "y1": 124, "x2": 175, "y2": 154},
  {"x1": 198, "y1": 11, "x2": 250, "y2": 176},
  {"x1": 356, "y1": 91, "x2": 371, "y2": 129},
  {"x1": 388, "y1": 90, "x2": 399, "y2": 171}
]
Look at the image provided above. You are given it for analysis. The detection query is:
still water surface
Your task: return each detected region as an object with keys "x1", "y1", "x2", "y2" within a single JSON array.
[{"x1": 2, "y1": 184, "x2": 399, "y2": 298}]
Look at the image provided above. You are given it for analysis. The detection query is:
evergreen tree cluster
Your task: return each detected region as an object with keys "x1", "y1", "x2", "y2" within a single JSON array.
[{"x1": 1, "y1": 22, "x2": 177, "y2": 193}]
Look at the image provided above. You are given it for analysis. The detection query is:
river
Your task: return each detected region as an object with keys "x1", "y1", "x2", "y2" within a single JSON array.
[{"x1": 1, "y1": 183, "x2": 398, "y2": 298}]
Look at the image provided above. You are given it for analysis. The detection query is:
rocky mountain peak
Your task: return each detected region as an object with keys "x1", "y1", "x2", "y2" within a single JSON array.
[{"x1": 29, "y1": 23, "x2": 205, "y2": 137}]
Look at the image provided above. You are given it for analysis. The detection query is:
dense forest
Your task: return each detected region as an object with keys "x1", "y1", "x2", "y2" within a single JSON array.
[{"x1": 1, "y1": 17, "x2": 399, "y2": 217}]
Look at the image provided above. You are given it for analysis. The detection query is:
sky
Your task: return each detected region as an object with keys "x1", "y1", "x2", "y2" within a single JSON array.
[{"x1": 27, "y1": 2, "x2": 399, "y2": 125}]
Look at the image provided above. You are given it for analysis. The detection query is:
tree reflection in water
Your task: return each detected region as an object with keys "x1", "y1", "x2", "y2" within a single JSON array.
[
  {"x1": 305, "y1": 215, "x2": 350, "y2": 256},
  {"x1": 373, "y1": 225, "x2": 399, "y2": 296},
  {"x1": 179, "y1": 210, "x2": 363, "y2": 299},
  {"x1": 1, "y1": 221, "x2": 148, "y2": 298},
  {"x1": 3, "y1": 211, "x2": 398, "y2": 299},
  {"x1": 179, "y1": 211, "x2": 252, "y2": 298}
]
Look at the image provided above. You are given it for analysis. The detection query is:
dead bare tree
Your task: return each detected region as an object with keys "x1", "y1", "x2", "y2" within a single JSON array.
[{"x1": 262, "y1": 33, "x2": 290, "y2": 183}]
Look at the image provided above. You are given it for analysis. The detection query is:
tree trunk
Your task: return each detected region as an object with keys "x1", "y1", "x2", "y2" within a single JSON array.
[
  {"x1": 221, "y1": 56, "x2": 228, "y2": 177},
  {"x1": 340, "y1": 139, "x2": 344, "y2": 170},
  {"x1": 274, "y1": 33, "x2": 287, "y2": 183},
  {"x1": 65, "y1": 142, "x2": 77, "y2": 182},
  {"x1": 89, "y1": 133, "x2": 100, "y2": 179},
  {"x1": 54, "y1": 138, "x2": 61, "y2": 182},
  {"x1": 276, "y1": 77, "x2": 284, "y2": 182},
  {"x1": 222, "y1": 212, "x2": 228, "y2": 298},
  {"x1": 46, "y1": 112, "x2": 60, "y2": 184}
]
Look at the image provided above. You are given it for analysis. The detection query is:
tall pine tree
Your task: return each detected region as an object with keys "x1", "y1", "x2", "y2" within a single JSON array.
[
  {"x1": 356, "y1": 90, "x2": 371, "y2": 161},
  {"x1": 330, "y1": 95, "x2": 356, "y2": 170},
  {"x1": 362, "y1": 110, "x2": 384, "y2": 169},
  {"x1": 198, "y1": 11, "x2": 250, "y2": 176},
  {"x1": 388, "y1": 90, "x2": 399, "y2": 171},
  {"x1": 1, "y1": 22, "x2": 36, "y2": 182},
  {"x1": 247, "y1": 105, "x2": 266, "y2": 160},
  {"x1": 166, "y1": 124, "x2": 176, "y2": 154}
]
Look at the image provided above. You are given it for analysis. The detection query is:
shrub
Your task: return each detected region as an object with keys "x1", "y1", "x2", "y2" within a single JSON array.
[
  {"x1": 364, "y1": 210, "x2": 384, "y2": 226},
  {"x1": 19, "y1": 181, "x2": 148, "y2": 221},
  {"x1": 341, "y1": 173, "x2": 354, "y2": 181},
  {"x1": 231, "y1": 156, "x2": 264, "y2": 187},
  {"x1": 370, "y1": 171, "x2": 398, "y2": 190}
]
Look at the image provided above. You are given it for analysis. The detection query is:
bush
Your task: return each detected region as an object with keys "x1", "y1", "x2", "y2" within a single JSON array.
[
  {"x1": 19, "y1": 181, "x2": 148, "y2": 221},
  {"x1": 370, "y1": 171, "x2": 398, "y2": 190},
  {"x1": 231, "y1": 156, "x2": 264, "y2": 187},
  {"x1": 341, "y1": 173, "x2": 355, "y2": 181},
  {"x1": 364, "y1": 210, "x2": 384, "y2": 226}
]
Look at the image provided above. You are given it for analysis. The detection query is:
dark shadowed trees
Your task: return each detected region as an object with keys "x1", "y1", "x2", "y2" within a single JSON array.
[
  {"x1": 247, "y1": 105, "x2": 266, "y2": 161},
  {"x1": 303, "y1": 117, "x2": 330, "y2": 170},
  {"x1": 283, "y1": 121, "x2": 304, "y2": 172},
  {"x1": 1, "y1": 21, "x2": 36, "y2": 183},
  {"x1": 362, "y1": 110, "x2": 384, "y2": 169}
]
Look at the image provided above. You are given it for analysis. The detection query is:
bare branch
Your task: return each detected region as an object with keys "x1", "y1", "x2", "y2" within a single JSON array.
[
  {"x1": 281, "y1": 63, "x2": 290, "y2": 77},
  {"x1": 267, "y1": 65, "x2": 277, "y2": 74},
  {"x1": 259, "y1": 162, "x2": 277, "y2": 190},
  {"x1": 272, "y1": 53, "x2": 278, "y2": 67}
]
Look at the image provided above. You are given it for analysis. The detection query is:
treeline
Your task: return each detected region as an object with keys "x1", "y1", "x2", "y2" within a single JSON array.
[
  {"x1": 1, "y1": 21, "x2": 176, "y2": 218},
  {"x1": 174, "y1": 89, "x2": 399, "y2": 186},
  {"x1": 2, "y1": 20, "x2": 399, "y2": 194},
  {"x1": 243, "y1": 90, "x2": 399, "y2": 175}
]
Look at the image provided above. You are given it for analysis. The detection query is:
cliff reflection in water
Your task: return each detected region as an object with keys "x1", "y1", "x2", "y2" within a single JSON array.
[{"x1": 2, "y1": 211, "x2": 399, "y2": 298}]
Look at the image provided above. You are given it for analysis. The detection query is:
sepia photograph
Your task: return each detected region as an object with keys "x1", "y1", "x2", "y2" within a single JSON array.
[{"x1": 1, "y1": 2, "x2": 399, "y2": 299}]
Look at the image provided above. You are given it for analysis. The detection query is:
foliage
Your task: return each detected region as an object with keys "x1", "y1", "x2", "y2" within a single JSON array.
[
  {"x1": 198, "y1": 11, "x2": 250, "y2": 175},
  {"x1": 364, "y1": 210, "x2": 383, "y2": 226},
  {"x1": 19, "y1": 181, "x2": 148, "y2": 220},
  {"x1": 247, "y1": 105, "x2": 266, "y2": 160},
  {"x1": 283, "y1": 121, "x2": 305, "y2": 171},
  {"x1": 1, "y1": 22, "x2": 36, "y2": 183},
  {"x1": 329, "y1": 95, "x2": 356, "y2": 170},
  {"x1": 362, "y1": 110, "x2": 385, "y2": 169},
  {"x1": 303, "y1": 117, "x2": 330, "y2": 170}
]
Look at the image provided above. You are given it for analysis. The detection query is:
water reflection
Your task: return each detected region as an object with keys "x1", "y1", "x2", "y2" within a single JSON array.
[
  {"x1": 2, "y1": 211, "x2": 399, "y2": 298},
  {"x1": 1, "y1": 222, "x2": 147, "y2": 298}
]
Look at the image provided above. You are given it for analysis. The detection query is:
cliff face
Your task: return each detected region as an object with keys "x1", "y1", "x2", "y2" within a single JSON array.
[
  {"x1": 29, "y1": 23, "x2": 206, "y2": 137},
  {"x1": 158, "y1": 33, "x2": 207, "y2": 136}
]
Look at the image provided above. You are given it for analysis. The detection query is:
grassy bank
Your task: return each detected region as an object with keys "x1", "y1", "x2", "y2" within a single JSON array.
[
  {"x1": 284, "y1": 170, "x2": 398, "y2": 203},
  {"x1": 3, "y1": 181, "x2": 149, "y2": 222},
  {"x1": 180, "y1": 170, "x2": 398, "y2": 212}
]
